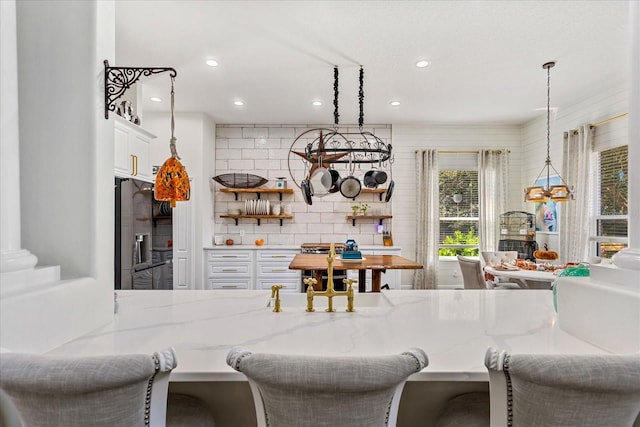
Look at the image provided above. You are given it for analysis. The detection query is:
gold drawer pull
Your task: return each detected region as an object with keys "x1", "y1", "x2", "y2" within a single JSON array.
[
  {"x1": 271, "y1": 255, "x2": 287, "y2": 258},
  {"x1": 222, "y1": 269, "x2": 238, "y2": 272},
  {"x1": 221, "y1": 285, "x2": 237, "y2": 288},
  {"x1": 222, "y1": 255, "x2": 238, "y2": 258},
  {"x1": 271, "y1": 269, "x2": 287, "y2": 272}
]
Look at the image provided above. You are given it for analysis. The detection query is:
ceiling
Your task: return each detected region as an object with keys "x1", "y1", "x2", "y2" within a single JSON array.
[{"x1": 115, "y1": 0, "x2": 630, "y2": 126}]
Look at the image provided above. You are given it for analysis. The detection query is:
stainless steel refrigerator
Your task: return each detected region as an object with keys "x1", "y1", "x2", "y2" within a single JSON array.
[{"x1": 114, "y1": 177, "x2": 172, "y2": 290}]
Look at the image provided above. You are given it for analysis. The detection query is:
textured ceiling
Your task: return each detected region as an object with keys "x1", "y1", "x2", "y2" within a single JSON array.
[{"x1": 115, "y1": 0, "x2": 629, "y2": 125}]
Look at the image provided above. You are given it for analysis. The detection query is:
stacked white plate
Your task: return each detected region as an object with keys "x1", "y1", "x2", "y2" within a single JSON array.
[{"x1": 244, "y1": 199, "x2": 270, "y2": 215}]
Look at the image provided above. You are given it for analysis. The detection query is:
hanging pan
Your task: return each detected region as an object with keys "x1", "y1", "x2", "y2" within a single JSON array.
[
  {"x1": 384, "y1": 158, "x2": 394, "y2": 203},
  {"x1": 301, "y1": 179, "x2": 313, "y2": 205},
  {"x1": 339, "y1": 154, "x2": 361, "y2": 199},
  {"x1": 328, "y1": 167, "x2": 342, "y2": 193}
]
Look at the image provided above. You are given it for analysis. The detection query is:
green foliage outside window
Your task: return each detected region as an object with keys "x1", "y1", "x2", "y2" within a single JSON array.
[{"x1": 438, "y1": 227, "x2": 479, "y2": 256}]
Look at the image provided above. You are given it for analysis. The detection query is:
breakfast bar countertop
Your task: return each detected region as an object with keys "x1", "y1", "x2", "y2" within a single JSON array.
[{"x1": 47, "y1": 289, "x2": 611, "y2": 382}]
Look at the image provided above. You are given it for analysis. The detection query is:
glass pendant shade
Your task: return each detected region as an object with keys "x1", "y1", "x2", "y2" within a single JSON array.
[
  {"x1": 154, "y1": 76, "x2": 189, "y2": 208},
  {"x1": 524, "y1": 186, "x2": 548, "y2": 203},
  {"x1": 154, "y1": 156, "x2": 190, "y2": 208}
]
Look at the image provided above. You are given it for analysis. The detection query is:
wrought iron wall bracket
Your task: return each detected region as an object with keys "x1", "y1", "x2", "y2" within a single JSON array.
[{"x1": 103, "y1": 59, "x2": 177, "y2": 119}]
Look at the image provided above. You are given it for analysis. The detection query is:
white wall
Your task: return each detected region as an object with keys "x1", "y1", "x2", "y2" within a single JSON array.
[
  {"x1": 520, "y1": 83, "x2": 628, "y2": 253},
  {"x1": 1, "y1": 0, "x2": 114, "y2": 352}
]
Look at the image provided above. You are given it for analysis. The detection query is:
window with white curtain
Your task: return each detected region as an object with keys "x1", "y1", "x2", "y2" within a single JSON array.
[
  {"x1": 590, "y1": 144, "x2": 628, "y2": 258},
  {"x1": 438, "y1": 153, "x2": 479, "y2": 256}
]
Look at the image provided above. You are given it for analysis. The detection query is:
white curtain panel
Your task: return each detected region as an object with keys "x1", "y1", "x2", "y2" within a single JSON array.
[
  {"x1": 478, "y1": 149, "x2": 510, "y2": 252},
  {"x1": 560, "y1": 125, "x2": 593, "y2": 263},
  {"x1": 413, "y1": 150, "x2": 439, "y2": 289}
]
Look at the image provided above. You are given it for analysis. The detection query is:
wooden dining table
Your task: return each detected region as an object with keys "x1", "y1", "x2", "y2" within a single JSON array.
[{"x1": 289, "y1": 254, "x2": 423, "y2": 292}]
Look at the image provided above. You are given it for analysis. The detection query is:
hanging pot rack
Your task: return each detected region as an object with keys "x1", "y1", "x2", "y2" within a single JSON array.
[{"x1": 295, "y1": 66, "x2": 392, "y2": 166}]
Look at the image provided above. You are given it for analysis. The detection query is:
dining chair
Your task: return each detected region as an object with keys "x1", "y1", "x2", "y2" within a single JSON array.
[
  {"x1": 480, "y1": 251, "x2": 522, "y2": 288},
  {"x1": 226, "y1": 346, "x2": 428, "y2": 427},
  {"x1": 457, "y1": 255, "x2": 520, "y2": 290},
  {"x1": 0, "y1": 348, "x2": 215, "y2": 427},
  {"x1": 436, "y1": 347, "x2": 640, "y2": 427}
]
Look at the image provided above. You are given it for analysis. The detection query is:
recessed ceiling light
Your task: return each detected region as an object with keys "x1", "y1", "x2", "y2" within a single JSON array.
[
  {"x1": 205, "y1": 59, "x2": 219, "y2": 67},
  {"x1": 312, "y1": 101, "x2": 322, "y2": 107},
  {"x1": 233, "y1": 100, "x2": 244, "y2": 106},
  {"x1": 415, "y1": 60, "x2": 430, "y2": 68},
  {"x1": 390, "y1": 101, "x2": 401, "y2": 106},
  {"x1": 150, "y1": 97, "x2": 162, "y2": 103}
]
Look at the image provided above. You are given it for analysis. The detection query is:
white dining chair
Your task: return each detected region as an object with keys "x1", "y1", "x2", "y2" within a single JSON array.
[
  {"x1": 226, "y1": 346, "x2": 428, "y2": 427},
  {"x1": 480, "y1": 251, "x2": 522, "y2": 288},
  {"x1": 457, "y1": 255, "x2": 520, "y2": 290},
  {"x1": 0, "y1": 348, "x2": 215, "y2": 427}
]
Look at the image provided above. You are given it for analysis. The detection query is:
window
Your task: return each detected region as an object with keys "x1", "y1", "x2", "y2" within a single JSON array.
[
  {"x1": 438, "y1": 169, "x2": 479, "y2": 256},
  {"x1": 591, "y1": 145, "x2": 628, "y2": 258}
]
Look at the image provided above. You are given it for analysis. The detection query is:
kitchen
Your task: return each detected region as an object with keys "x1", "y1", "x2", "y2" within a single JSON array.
[{"x1": 1, "y1": 0, "x2": 638, "y2": 425}]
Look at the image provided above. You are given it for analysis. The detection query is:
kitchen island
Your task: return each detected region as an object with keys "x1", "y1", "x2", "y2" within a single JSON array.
[{"x1": 45, "y1": 289, "x2": 617, "y2": 426}]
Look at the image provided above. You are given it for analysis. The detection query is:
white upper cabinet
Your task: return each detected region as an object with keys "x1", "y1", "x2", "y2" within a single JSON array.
[{"x1": 114, "y1": 116, "x2": 156, "y2": 182}]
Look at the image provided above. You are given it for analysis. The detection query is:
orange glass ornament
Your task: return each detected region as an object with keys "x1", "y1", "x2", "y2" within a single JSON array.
[
  {"x1": 154, "y1": 76, "x2": 190, "y2": 208},
  {"x1": 154, "y1": 152, "x2": 190, "y2": 208}
]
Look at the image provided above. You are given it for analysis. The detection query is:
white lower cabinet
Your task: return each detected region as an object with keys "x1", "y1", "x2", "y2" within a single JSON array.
[
  {"x1": 205, "y1": 250, "x2": 253, "y2": 290},
  {"x1": 204, "y1": 248, "x2": 300, "y2": 291},
  {"x1": 256, "y1": 250, "x2": 300, "y2": 293}
]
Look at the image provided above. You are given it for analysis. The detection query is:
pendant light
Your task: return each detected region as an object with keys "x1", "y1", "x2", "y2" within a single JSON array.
[
  {"x1": 524, "y1": 61, "x2": 574, "y2": 203},
  {"x1": 154, "y1": 76, "x2": 190, "y2": 207}
]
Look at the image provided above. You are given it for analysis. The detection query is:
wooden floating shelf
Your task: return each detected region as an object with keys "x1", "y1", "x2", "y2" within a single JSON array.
[
  {"x1": 219, "y1": 187, "x2": 294, "y2": 200},
  {"x1": 346, "y1": 215, "x2": 392, "y2": 226},
  {"x1": 359, "y1": 188, "x2": 387, "y2": 201},
  {"x1": 220, "y1": 214, "x2": 294, "y2": 226}
]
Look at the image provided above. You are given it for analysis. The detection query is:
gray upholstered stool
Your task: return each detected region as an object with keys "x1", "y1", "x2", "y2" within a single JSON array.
[
  {"x1": 436, "y1": 347, "x2": 640, "y2": 427},
  {"x1": 0, "y1": 348, "x2": 214, "y2": 427},
  {"x1": 227, "y1": 347, "x2": 428, "y2": 427}
]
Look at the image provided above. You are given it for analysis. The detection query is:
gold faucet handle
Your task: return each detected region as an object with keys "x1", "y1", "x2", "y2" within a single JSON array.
[
  {"x1": 271, "y1": 284, "x2": 283, "y2": 297},
  {"x1": 343, "y1": 278, "x2": 357, "y2": 287},
  {"x1": 303, "y1": 277, "x2": 317, "y2": 288}
]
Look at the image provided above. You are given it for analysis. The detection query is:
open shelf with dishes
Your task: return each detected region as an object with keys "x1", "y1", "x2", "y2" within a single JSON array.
[
  {"x1": 220, "y1": 214, "x2": 293, "y2": 226},
  {"x1": 219, "y1": 187, "x2": 294, "y2": 201}
]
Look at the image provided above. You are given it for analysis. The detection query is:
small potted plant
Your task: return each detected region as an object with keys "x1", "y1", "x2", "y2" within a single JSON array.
[
  {"x1": 453, "y1": 191, "x2": 463, "y2": 203},
  {"x1": 360, "y1": 203, "x2": 369, "y2": 215},
  {"x1": 351, "y1": 205, "x2": 360, "y2": 216}
]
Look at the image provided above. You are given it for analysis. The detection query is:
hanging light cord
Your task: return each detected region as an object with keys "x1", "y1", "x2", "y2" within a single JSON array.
[
  {"x1": 169, "y1": 76, "x2": 180, "y2": 159},
  {"x1": 333, "y1": 66, "x2": 339, "y2": 130},
  {"x1": 544, "y1": 63, "x2": 551, "y2": 188},
  {"x1": 358, "y1": 66, "x2": 364, "y2": 130}
]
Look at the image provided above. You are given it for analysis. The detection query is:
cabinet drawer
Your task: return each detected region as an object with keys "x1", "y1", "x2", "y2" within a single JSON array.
[
  {"x1": 257, "y1": 262, "x2": 297, "y2": 276},
  {"x1": 207, "y1": 279, "x2": 251, "y2": 290},
  {"x1": 207, "y1": 263, "x2": 251, "y2": 276},
  {"x1": 256, "y1": 279, "x2": 300, "y2": 292},
  {"x1": 257, "y1": 251, "x2": 296, "y2": 262},
  {"x1": 207, "y1": 251, "x2": 252, "y2": 261}
]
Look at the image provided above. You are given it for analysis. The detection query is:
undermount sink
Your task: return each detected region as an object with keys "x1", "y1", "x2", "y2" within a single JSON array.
[{"x1": 269, "y1": 292, "x2": 393, "y2": 309}]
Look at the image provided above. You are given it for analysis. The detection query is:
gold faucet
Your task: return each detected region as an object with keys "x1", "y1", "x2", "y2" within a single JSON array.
[
  {"x1": 271, "y1": 284, "x2": 282, "y2": 312},
  {"x1": 304, "y1": 243, "x2": 356, "y2": 312}
]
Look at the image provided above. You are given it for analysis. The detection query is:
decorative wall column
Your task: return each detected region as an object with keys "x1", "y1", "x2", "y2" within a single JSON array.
[
  {"x1": 612, "y1": 0, "x2": 640, "y2": 269},
  {"x1": 0, "y1": 0, "x2": 37, "y2": 274}
]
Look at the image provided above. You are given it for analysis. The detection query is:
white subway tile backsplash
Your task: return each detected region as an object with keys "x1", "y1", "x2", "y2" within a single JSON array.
[
  {"x1": 216, "y1": 127, "x2": 243, "y2": 138},
  {"x1": 242, "y1": 127, "x2": 269, "y2": 138},
  {"x1": 268, "y1": 127, "x2": 296, "y2": 138},
  {"x1": 242, "y1": 148, "x2": 269, "y2": 160},
  {"x1": 227, "y1": 159, "x2": 256, "y2": 170}
]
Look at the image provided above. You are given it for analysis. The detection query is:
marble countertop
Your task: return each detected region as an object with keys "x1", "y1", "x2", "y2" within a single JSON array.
[
  {"x1": 203, "y1": 245, "x2": 403, "y2": 251},
  {"x1": 47, "y1": 290, "x2": 610, "y2": 382}
]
